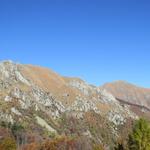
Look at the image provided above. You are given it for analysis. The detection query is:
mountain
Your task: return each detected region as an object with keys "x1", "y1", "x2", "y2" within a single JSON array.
[
  {"x1": 0, "y1": 60, "x2": 149, "y2": 149},
  {"x1": 102, "y1": 81, "x2": 150, "y2": 108}
]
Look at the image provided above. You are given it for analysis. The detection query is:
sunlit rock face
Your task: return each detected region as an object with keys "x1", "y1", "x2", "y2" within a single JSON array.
[{"x1": 0, "y1": 60, "x2": 30, "y2": 85}]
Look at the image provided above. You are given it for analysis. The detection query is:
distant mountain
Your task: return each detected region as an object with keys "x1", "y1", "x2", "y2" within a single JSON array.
[
  {"x1": 0, "y1": 60, "x2": 149, "y2": 149},
  {"x1": 102, "y1": 81, "x2": 150, "y2": 108}
]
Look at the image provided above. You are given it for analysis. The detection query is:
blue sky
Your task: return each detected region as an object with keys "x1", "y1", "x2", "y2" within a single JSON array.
[{"x1": 0, "y1": 0, "x2": 150, "y2": 87}]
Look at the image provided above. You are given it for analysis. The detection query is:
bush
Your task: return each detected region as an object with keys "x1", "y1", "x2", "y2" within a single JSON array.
[
  {"x1": 40, "y1": 136, "x2": 76, "y2": 150},
  {"x1": 93, "y1": 144, "x2": 104, "y2": 150},
  {"x1": 0, "y1": 137, "x2": 17, "y2": 150},
  {"x1": 22, "y1": 142, "x2": 40, "y2": 150}
]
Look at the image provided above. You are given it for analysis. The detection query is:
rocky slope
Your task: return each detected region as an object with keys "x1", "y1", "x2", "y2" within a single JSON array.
[{"x1": 0, "y1": 60, "x2": 149, "y2": 149}]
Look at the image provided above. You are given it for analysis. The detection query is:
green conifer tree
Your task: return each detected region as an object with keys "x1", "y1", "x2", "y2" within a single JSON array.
[{"x1": 128, "y1": 118, "x2": 150, "y2": 150}]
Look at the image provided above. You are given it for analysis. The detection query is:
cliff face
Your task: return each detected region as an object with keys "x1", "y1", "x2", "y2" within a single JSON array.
[{"x1": 0, "y1": 60, "x2": 149, "y2": 149}]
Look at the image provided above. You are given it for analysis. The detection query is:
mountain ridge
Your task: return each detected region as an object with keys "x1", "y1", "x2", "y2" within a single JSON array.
[
  {"x1": 102, "y1": 80, "x2": 150, "y2": 109},
  {"x1": 0, "y1": 60, "x2": 150, "y2": 149}
]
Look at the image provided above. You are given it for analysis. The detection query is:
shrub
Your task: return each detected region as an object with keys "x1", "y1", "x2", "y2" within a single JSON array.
[
  {"x1": 40, "y1": 136, "x2": 76, "y2": 150},
  {"x1": 93, "y1": 144, "x2": 104, "y2": 150},
  {"x1": 0, "y1": 137, "x2": 17, "y2": 150},
  {"x1": 21, "y1": 142, "x2": 40, "y2": 150}
]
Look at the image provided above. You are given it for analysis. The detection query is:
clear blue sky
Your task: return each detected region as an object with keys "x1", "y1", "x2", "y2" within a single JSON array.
[{"x1": 0, "y1": 0, "x2": 150, "y2": 87}]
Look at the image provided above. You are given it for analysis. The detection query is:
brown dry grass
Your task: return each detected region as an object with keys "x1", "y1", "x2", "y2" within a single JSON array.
[{"x1": 20, "y1": 65, "x2": 81, "y2": 105}]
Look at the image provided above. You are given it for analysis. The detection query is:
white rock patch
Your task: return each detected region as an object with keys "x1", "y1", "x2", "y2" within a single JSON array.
[
  {"x1": 11, "y1": 107, "x2": 22, "y2": 116},
  {"x1": 35, "y1": 116, "x2": 57, "y2": 133},
  {"x1": 4, "y1": 96, "x2": 12, "y2": 102}
]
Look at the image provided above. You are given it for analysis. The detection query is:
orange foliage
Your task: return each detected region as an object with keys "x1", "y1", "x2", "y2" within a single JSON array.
[
  {"x1": 40, "y1": 136, "x2": 76, "y2": 150},
  {"x1": 21, "y1": 142, "x2": 40, "y2": 150}
]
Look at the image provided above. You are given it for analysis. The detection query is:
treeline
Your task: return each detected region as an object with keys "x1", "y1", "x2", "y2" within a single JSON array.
[
  {"x1": 0, "y1": 118, "x2": 150, "y2": 150},
  {"x1": 0, "y1": 121, "x2": 103, "y2": 150}
]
